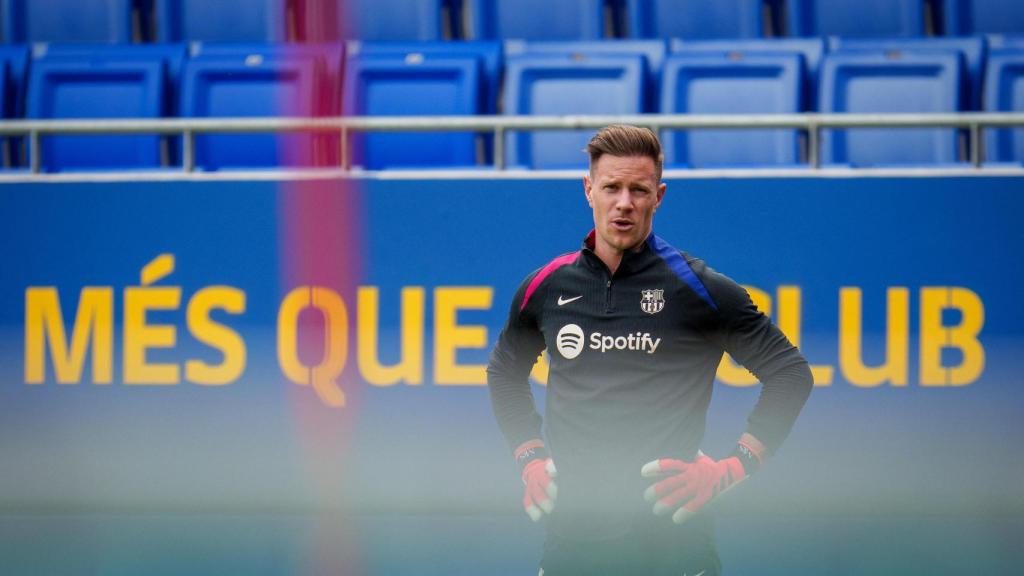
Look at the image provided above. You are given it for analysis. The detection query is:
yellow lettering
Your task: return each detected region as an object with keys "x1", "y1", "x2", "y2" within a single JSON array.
[
  {"x1": 123, "y1": 255, "x2": 181, "y2": 385},
  {"x1": 24, "y1": 287, "x2": 113, "y2": 384},
  {"x1": 434, "y1": 287, "x2": 493, "y2": 385},
  {"x1": 530, "y1": 351, "x2": 550, "y2": 385},
  {"x1": 920, "y1": 287, "x2": 984, "y2": 386},
  {"x1": 123, "y1": 287, "x2": 181, "y2": 384},
  {"x1": 185, "y1": 286, "x2": 247, "y2": 385},
  {"x1": 839, "y1": 287, "x2": 909, "y2": 387},
  {"x1": 277, "y1": 286, "x2": 348, "y2": 406},
  {"x1": 919, "y1": 288, "x2": 945, "y2": 385},
  {"x1": 357, "y1": 286, "x2": 424, "y2": 386},
  {"x1": 947, "y1": 288, "x2": 985, "y2": 385}
]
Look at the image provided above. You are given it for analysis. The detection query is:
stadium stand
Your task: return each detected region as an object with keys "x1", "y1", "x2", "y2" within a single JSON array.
[
  {"x1": 503, "y1": 40, "x2": 666, "y2": 112},
  {"x1": 180, "y1": 56, "x2": 319, "y2": 169},
  {"x1": 27, "y1": 57, "x2": 166, "y2": 171},
  {"x1": 0, "y1": 0, "x2": 1019, "y2": 172},
  {"x1": 660, "y1": 53, "x2": 804, "y2": 167},
  {"x1": 943, "y1": 0, "x2": 1024, "y2": 36},
  {"x1": 466, "y1": 0, "x2": 606, "y2": 40},
  {"x1": 787, "y1": 0, "x2": 925, "y2": 37},
  {"x1": 298, "y1": 0, "x2": 450, "y2": 41},
  {"x1": 828, "y1": 36, "x2": 986, "y2": 110},
  {"x1": 625, "y1": 0, "x2": 764, "y2": 40},
  {"x1": 819, "y1": 51, "x2": 964, "y2": 166},
  {"x1": 3, "y1": 0, "x2": 136, "y2": 43},
  {"x1": 983, "y1": 50, "x2": 1024, "y2": 164},
  {"x1": 343, "y1": 54, "x2": 483, "y2": 169},
  {"x1": 503, "y1": 54, "x2": 644, "y2": 168},
  {"x1": 671, "y1": 37, "x2": 824, "y2": 110},
  {"x1": 155, "y1": 0, "x2": 288, "y2": 42}
]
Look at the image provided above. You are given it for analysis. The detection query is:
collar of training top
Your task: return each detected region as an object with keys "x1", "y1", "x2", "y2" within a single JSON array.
[{"x1": 580, "y1": 229, "x2": 658, "y2": 276}]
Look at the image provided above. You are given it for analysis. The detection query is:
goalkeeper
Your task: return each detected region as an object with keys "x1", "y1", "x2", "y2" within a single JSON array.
[{"x1": 487, "y1": 125, "x2": 813, "y2": 575}]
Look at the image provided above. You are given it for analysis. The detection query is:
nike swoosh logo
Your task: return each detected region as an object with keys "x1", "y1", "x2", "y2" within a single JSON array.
[{"x1": 557, "y1": 295, "x2": 583, "y2": 306}]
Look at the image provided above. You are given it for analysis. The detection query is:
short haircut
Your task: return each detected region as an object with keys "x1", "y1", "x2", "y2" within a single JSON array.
[{"x1": 586, "y1": 124, "x2": 664, "y2": 181}]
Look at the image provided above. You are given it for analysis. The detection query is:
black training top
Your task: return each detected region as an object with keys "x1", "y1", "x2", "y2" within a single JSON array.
[{"x1": 487, "y1": 230, "x2": 813, "y2": 539}]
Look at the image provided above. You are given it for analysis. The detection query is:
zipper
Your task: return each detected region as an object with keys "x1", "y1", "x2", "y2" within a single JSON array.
[{"x1": 587, "y1": 249, "x2": 616, "y2": 314}]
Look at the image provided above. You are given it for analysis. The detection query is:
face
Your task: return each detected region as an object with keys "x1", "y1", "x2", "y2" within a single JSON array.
[{"x1": 584, "y1": 154, "x2": 666, "y2": 256}]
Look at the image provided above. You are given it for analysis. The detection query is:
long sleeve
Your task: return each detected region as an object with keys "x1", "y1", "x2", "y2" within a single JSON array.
[
  {"x1": 487, "y1": 271, "x2": 548, "y2": 452},
  {"x1": 698, "y1": 263, "x2": 814, "y2": 455}
]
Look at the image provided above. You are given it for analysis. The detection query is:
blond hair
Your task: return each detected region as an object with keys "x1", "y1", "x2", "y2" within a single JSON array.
[{"x1": 585, "y1": 124, "x2": 664, "y2": 180}]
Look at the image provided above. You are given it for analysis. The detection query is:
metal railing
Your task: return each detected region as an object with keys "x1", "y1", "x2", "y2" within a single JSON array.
[{"x1": 1, "y1": 113, "x2": 1023, "y2": 173}]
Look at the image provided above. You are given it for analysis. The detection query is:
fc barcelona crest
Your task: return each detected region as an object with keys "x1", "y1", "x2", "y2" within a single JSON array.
[{"x1": 640, "y1": 289, "x2": 665, "y2": 315}]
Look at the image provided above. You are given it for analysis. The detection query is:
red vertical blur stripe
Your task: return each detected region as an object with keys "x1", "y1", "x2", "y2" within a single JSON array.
[
  {"x1": 281, "y1": 1, "x2": 364, "y2": 574},
  {"x1": 294, "y1": 0, "x2": 341, "y2": 42},
  {"x1": 278, "y1": 178, "x2": 364, "y2": 575}
]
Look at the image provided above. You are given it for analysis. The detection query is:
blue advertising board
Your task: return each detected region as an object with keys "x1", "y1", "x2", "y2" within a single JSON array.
[{"x1": 1, "y1": 174, "x2": 1022, "y2": 574}]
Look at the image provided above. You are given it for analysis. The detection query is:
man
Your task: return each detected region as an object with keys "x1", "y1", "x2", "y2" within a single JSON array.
[{"x1": 487, "y1": 125, "x2": 813, "y2": 575}]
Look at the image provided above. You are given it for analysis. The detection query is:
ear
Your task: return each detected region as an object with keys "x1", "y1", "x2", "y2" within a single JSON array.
[
  {"x1": 654, "y1": 182, "x2": 666, "y2": 211},
  {"x1": 583, "y1": 174, "x2": 593, "y2": 207}
]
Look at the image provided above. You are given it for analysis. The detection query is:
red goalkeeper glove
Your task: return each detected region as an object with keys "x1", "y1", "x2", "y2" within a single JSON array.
[
  {"x1": 641, "y1": 434, "x2": 766, "y2": 524},
  {"x1": 514, "y1": 440, "x2": 558, "y2": 522}
]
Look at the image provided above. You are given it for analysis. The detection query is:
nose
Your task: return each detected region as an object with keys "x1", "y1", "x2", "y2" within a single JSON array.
[{"x1": 612, "y1": 187, "x2": 633, "y2": 210}]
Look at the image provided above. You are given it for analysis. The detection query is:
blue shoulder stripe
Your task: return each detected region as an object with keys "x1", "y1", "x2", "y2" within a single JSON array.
[{"x1": 648, "y1": 235, "x2": 717, "y2": 311}]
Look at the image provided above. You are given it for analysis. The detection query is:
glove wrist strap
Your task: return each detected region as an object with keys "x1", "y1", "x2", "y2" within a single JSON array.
[
  {"x1": 731, "y1": 434, "x2": 767, "y2": 477},
  {"x1": 513, "y1": 439, "x2": 548, "y2": 472}
]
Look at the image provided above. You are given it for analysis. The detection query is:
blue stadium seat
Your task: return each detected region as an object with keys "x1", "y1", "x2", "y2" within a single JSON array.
[
  {"x1": 626, "y1": 0, "x2": 764, "y2": 39},
  {"x1": 27, "y1": 58, "x2": 166, "y2": 171},
  {"x1": 983, "y1": 50, "x2": 1024, "y2": 164},
  {"x1": 788, "y1": 0, "x2": 925, "y2": 37},
  {"x1": 828, "y1": 37, "x2": 986, "y2": 110},
  {"x1": 300, "y1": 0, "x2": 448, "y2": 41},
  {"x1": 3, "y1": 0, "x2": 135, "y2": 43},
  {"x1": 190, "y1": 43, "x2": 343, "y2": 114},
  {"x1": 343, "y1": 55, "x2": 482, "y2": 169},
  {"x1": 180, "y1": 57, "x2": 319, "y2": 169},
  {"x1": 32, "y1": 44, "x2": 188, "y2": 166},
  {"x1": 156, "y1": 0, "x2": 288, "y2": 42},
  {"x1": 943, "y1": 0, "x2": 1024, "y2": 36},
  {"x1": 33, "y1": 44, "x2": 187, "y2": 112},
  {"x1": 660, "y1": 54, "x2": 804, "y2": 167},
  {"x1": 504, "y1": 40, "x2": 665, "y2": 112},
  {"x1": 820, "y1": 52, "x2": 964, "y2": 166},
  {"x1": 350, "y1": 41, "x2": 501, "y2": 113},
  {"x1": 187, "y1": 44, "x2": 341, "y2": 166},
  {"x1": 467, "y1": 0, "x2": 605, "y2": 40},
  {"x1": 503, "y1": 54, "x2": 645, "y2": 169},
  {"x1": 671, "y1": 38, "x2": 824, "y2": 109}
]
